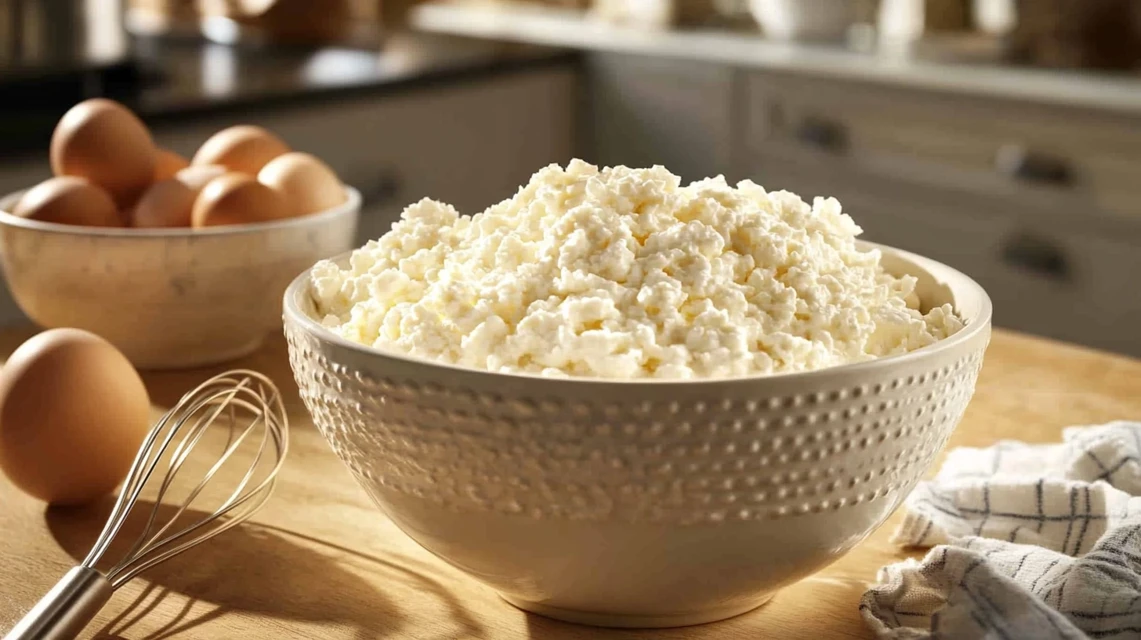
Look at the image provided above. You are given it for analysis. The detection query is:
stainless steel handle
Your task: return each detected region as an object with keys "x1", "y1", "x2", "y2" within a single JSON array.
[
  {"x1": 793, "y1": 117, "x2": 847, "y2": 153},
  {"x1": 999, "y1": 233, "x2": 1071, "y2": 282},
  {"x1": 4, "y1": 566, "x2": 113, "y2": 640},
  {"x1": 359, "y1": 169, "x2": 403, "y2": 209},
  {"x1": 995, "y1": 144, "x2": 1073, "y2": 187}
]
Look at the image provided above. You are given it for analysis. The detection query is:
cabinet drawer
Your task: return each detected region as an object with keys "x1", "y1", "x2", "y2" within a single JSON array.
[
  {"x1": 746, "y1": 72, "x2": 1141, "y2": 221},
  {"x1": 977, "y1": 228, "x2": 1141, "y2": 357},
  {"x1": 749, "y1": 155, "x2": 1001, "y2": 284},
  {"x1": 748, "y1": 156, "x2": 1141, "y2": 357}
]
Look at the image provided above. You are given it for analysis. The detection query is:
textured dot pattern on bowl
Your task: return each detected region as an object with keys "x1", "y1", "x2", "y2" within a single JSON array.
[
  {"x1": 288, "y1": 340, "x2": 983, "y2": 524},
  {"x1": 283, "y1": 241, "x2": 993, "y2": 628}
]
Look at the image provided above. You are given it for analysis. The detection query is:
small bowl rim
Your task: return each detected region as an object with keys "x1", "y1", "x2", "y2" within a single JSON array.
[
  {"x1": 283, "y1": 240, "x2": 994, "y2": 386},
  {"x1": 0, "y1": 185, "x2": 362, "y2": 238}
]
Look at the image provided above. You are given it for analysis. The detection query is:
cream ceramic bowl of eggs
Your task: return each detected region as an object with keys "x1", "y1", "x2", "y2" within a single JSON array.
[{"x1": 0, "y1": 99, "x2": 359, "y2": 369}]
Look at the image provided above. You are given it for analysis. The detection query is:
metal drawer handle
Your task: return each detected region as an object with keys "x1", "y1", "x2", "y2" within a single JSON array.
[
  {"x1": 793, "y1": 117, "x2": 848, "y2": 153},
  {"x1": 360, "y1": 169, "x2": 403, "y2": 208},
  {"x1": 999, "y1": 233, "x2": 1071, "y2": 281},
  {"x1": 995, "y1": 145, "x2": 1073, "y2": 187}
]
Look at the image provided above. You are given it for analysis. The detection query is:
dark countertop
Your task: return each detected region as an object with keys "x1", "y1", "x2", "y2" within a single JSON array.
[{"x1": 0, "y1": 31, "x2": 576, "y2": 157}]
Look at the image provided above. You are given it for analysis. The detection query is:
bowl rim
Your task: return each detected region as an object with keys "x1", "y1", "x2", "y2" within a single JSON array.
[
  {"x1": 283, "y1": 240, "x2": 993, "y2": 386},
  {"x1": 0, "y1": 185, "x2": 362, "y2": 238}
]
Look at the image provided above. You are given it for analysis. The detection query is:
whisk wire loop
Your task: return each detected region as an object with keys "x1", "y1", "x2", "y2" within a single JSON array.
[
  {"x1": 123, "y1": 385, "x2": 254, "y2": 565},
  {"x1": 84, "y1": 370, "x2": 288, "y2": 586},
  {"x1": 6, "y1": 369, "x2": 289, "y2": 640}
]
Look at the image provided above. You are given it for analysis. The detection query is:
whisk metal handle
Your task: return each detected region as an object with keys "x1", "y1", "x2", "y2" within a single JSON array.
[{"x1": 4, "y1": 566, "x2": 113, "y2": 640}]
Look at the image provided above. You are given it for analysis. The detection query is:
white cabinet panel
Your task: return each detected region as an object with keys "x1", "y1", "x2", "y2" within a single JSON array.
[
  {"x1": 584, "y1": 52, "x2": 735, "y2": 183},
  {"x1": 977, "y1": 225, "x2": 1141, "y2": 357},
  {"x1": 0, "y1": 160, "x2": 50, "y2": 200},
  {"x1": 750, "y1": 152, "x2": 1141, "y2": 357},
  {"x1": 153, "y1": 66, "x2": 577, "y2": 243},
  {"x1": 0, "y1": 159, "x2": 51, "y2": 327},
  {"x1": 745, "y1": 68, "x2": 1141, "y2": 357},
  {"x1": 749, "y1": 155, "x2": 999, "y2": 285},
  {"x1": 0, "y1": 65, "x2": 577, "y2": 328},
  {"x1": 745, "y1": 70, "x2": 1141, "y2": 223}
]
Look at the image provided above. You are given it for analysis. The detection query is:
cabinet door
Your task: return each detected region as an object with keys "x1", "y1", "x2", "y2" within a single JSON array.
[
  {"x1": 0, "y1": 67, "x2": 579, "y2": 328},
  {"x1": 746, "y1": 70, "x2": 1141, "y2": 222},
  {"x1": 584, "y1": 52, "x2": 735, "y2": 183},
  {"x1": 261, "y1": 66, "x2": 577, "y2": 241},
  {"x1": 153, "y1": 65, "x2": 578, "y2": 242},
  {"x1": 979, "y1": 223, "x2": 1141, "y2": 357},
  {"x1": 0, "y1": 159, "x2": 51, "y2": 326},
  {"x1": 0, "y1": 159, "x2": 50, "y2": 201},
  {"x1": 748, "y1": 153, "x2": 1000, "y2": 286},
  {"x1": 750, "y1": 152, "x2": 1141, "y2": 357}
]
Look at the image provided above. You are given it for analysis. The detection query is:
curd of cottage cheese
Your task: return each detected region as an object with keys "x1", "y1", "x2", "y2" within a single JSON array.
[{"x1": 309, "y1": 160, "x2": 963, "y2": 379}]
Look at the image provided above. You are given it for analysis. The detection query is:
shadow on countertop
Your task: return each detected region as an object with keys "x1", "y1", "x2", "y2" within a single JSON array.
[{"x1": 44, "y1": 498, "x2": 487, "y2": 639}]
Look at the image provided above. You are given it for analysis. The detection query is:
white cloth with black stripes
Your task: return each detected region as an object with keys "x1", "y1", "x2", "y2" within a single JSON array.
[{"x1": 862, "y1": 421, "x2": 1141, "y2": 640}]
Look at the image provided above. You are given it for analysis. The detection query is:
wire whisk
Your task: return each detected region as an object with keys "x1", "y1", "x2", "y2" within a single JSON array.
[{"x1": 5, "y1": 369, "x2": 289, "y2": 640}]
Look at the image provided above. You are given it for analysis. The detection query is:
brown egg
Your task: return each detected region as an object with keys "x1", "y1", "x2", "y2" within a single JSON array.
[
  {"x1": 13, "y1": 176, "x2": 122, "y2": 227},
  {"x1": 258, "y1": 152, "x2": 346, "y2": 217},
  {"x1": 51, "y1": 99, "x2": 157, "y2": 208},
  {"x1": 0, "y1": 329, "x2": 151, "y2": 505},
  {"x1": 191, "y1": 125, "x2": 290, "y2": 175},
  {"x1": 191, "y1": 172, "x2": 289, "y2": 228},
  {"x1": 154, "y1": 148, "x2": 191, "y2": 182},
  {"x1": 131, "y1": 179, "x2": 196, "y2": 228},
  {"x1": 131, "y1": 165, "x2": 227, "y2": 228},
  {"x1": 176, "y1": 164, "x2": 228, "y2": 191}
]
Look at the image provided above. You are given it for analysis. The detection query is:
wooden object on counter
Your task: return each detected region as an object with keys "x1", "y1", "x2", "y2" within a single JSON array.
[
  {"x1": 1010, "y1": 0, "x2": 1141, "y2": 70},
  {"x1": 236, "y1": 0, "x2": 353, "y2": 43},
  {"x1": 590, "y1": 0, "x2": 721, "y2": 29},
  {"x1": 129, "y1": 0, "x2": 371, "y2": 41},
  {"x1": 380, "y1": 0, "x2": 423, "y2": 31},
  {"x1": 194, "y1": 0, "x2": 365, "y2": 45},
  {"x1": 877, "y1": 0, "x2": 972, "y2": 43},
  {"x1": 877, "y1": 0, "x2": 973, "y2": 53},
  {"x1": 125, "y1": 0, "x2": 200, "y2": 34},
  {"x1": 1, "y1": 327, "x2": 1140, "y2": 639}
]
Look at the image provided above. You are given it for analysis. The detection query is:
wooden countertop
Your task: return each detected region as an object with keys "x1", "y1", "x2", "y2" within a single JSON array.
[{"x1": 2, "y1": 327, "x2": 1140, "y2": 639}]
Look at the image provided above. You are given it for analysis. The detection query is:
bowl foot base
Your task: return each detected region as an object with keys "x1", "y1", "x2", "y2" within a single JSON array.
[{"x1": 500, "y1": 592, "x2": 775, "y2": 628}]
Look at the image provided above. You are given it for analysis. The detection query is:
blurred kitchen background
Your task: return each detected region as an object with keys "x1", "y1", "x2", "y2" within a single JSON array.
[{"x1": 2, "y1": 0, "x2": 1139, "y2": 357}]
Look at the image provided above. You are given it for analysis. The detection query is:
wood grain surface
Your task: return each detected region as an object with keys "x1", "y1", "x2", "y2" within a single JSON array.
[{"x1": 1, "y1": 327, "x2": 1139, "y2": 639}]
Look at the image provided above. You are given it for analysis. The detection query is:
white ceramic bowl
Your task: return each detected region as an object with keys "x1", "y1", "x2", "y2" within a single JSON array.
[
  {"x1": 283, "y1": 242, "x2": 992, "y2": 628},
  {"x1": 0, "y1": 188, "x2": 359, "y2": 369},
  {"x1": 749, "y1": 0, "x2": 861, "y2": 41}
]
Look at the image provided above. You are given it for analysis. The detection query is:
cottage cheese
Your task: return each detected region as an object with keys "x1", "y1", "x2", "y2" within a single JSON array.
[{"x1": 310, "y1": 160, "x2": 963, "y2": 379}]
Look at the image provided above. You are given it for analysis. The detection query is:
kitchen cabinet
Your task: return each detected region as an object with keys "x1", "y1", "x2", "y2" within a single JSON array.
[
  {"x1": 749, "y1": 150, "x2": 1141, "y2": 355},
  {"x1": 0, "y1": 64, "x2": 576, "y2": 327},
  {"x1": 0, "y1": 160, "x2": 51, "y2": 327},
  {"x1": 745, "y1": 70, "x2": 1141, "y2": 356},
  {"x1": 407, "y1": 2, "x2": 1141, "y2": 357},
  {"x1": 5, "y1": 30, "x2": 1141, "y2": 357},
  {"x1": 151, "y1": 65, "x2": 577, "y2": 242},
  {"x1": 577, "y1": 54, "x2": 1141, "y2": 356},
  {"x1": 748, "y1": 151, "x2": 1000, "y2": 283},
  {"x1": 582, "y1": 52, "x2": 736, "y2": 183},
  {"x1": 746, "y1": 72, "x2": 1141, "y2": 222}
]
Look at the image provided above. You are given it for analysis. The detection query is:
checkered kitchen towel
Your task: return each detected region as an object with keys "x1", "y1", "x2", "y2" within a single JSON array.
[{"x1": 862, "y1": 421, "x2": 1141, "y2": 639}]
